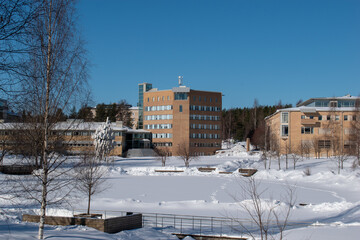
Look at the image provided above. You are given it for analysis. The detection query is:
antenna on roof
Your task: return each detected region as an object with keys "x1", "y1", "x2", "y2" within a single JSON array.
[{"x1": 178, "y1": 76, "x2": 183, "y2": 86}]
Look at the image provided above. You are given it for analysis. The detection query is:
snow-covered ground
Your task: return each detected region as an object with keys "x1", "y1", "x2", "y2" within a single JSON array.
[{"x1": 1, "y1": 142, "x2": 360, "y2": 239}]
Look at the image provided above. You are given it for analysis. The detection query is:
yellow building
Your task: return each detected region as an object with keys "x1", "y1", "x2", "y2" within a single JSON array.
[
  {"x1": 142, "y1": 82, "x2": 222, "y2": 156},
  {"x1": 265, "y1": 95, "x2": 360, "y2": 157}
]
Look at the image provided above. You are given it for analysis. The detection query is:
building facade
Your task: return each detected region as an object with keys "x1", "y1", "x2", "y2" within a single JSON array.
[
  {"x1": 137, "y1": 83, "x2": 153, "y2": 129},
  {"x1": 265, "y1": 95, "x2": 360, "y2": 157},
  {"x1": 0, "y1": 120, "x2": 152, "y2": 156},
  {"x1": 129, "y1": 106, "x2": 139, "y2": 129},
  {"x1": 142, "y1": 84, "x2": 222, "y2": 156}
]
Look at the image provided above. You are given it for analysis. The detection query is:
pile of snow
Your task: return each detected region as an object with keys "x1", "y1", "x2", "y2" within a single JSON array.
[{"x1": 217, "y1": 141, "x2": 258, "y2": 157}]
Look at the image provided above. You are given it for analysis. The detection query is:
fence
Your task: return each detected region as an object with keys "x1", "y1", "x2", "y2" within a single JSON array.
[{"x1": 72, "y1": 209, "x2": 314, "y2": 237}]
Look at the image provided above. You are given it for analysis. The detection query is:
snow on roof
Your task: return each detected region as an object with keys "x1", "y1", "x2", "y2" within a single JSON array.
[
  {"x1": 0, "y1": 121, "x2": 150, "y2": 133},
  {"x1": 265, "y1": 106, "x2": 358, "y2": 120},
  {"x1": 298, "y1": 95, "x2": 360, "y2": 107}
]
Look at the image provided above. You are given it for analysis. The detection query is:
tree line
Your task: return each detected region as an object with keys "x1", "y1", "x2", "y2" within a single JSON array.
[
  {"x1": 68, "y1": 100, "x2": 134, "y2": 128},
  {"x1": 221, "y1": 100, "x2": 292, "y2": 148}
]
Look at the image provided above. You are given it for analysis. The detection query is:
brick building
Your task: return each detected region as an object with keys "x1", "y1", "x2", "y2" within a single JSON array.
[
  {"x1": 265, "y1": 95, "x2": 360, "y2": 157},
  {"x1": 141, "y1": 80, "x2": 222, "y2": 156}
]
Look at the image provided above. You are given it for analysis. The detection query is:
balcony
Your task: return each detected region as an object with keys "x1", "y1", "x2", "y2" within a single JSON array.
[{"x1": 301, "y1": 119, "x2": 318, "y2": 125}]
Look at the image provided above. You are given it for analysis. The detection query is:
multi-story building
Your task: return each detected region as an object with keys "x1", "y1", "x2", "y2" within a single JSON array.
[
  {"x1": 137, "y1": 83, "x2": 153, "y2": 129},
  {"x1": 265, "y1": 95, "x2": 360, "y2": 157},
  {"x1": 142, "y1": 81, "x2": 222, "y2": 156},
  {"x1": 0, "y1": 120, "x2": 152, "y2": 156}
]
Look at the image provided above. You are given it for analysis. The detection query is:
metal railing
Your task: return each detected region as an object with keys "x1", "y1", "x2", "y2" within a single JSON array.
[{"x1": 72, "y1": 209, "x2": 316, "y2": 237}]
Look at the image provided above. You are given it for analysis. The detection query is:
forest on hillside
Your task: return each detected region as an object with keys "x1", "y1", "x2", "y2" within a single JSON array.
[{"x1": 221, "y1": 101, "x2": 292, "y2": 148}]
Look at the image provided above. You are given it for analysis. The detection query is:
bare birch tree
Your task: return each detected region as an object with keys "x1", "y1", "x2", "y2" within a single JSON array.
[
  {"x1": 231, "y1": 177, "x2": 296, "y2": 240},
  {"x1": 0, "y1": 0, "x2": 39, "y2": 94},
  {"x1": 13, "y1": 0, "x2": 88, "y2": 239},
  {"x1": 76, "y1": 153, "x2": 109, "y2": 215}
]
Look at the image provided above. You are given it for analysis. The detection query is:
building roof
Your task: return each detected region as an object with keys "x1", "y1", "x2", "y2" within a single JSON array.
[
  {"x1": 0, "y1": 120, "x2": 150, "y2": 134},
  {"x1": 297, "y1": 94, "x2": 360, "y2": 107}
]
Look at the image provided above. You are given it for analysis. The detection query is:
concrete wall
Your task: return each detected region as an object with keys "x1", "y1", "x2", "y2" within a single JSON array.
[{"x1": 22, "y1": 214, "x2": 142, "y2": 234}]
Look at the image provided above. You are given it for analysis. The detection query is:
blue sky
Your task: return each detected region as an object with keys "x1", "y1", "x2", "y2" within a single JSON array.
[{"x1": 77, "y1": 0, "x2": 360, "y2": 109}]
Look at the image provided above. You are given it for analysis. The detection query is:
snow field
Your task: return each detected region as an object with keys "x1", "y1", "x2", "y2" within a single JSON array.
[{"x1": 0, "y1": 142, "x2": 360, "y2": 239}]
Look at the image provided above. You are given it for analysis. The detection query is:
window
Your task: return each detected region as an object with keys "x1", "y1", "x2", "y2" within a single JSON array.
[
  {"x1": 301, "y1": 115, "x2": 305, "y2": 119},
  {"x1": 344, "y1": 115, "x2": 348, "y2": 121},
  {"x1": 335, "y1": 115, "x2": 339, "y2": 121},
  {"x1": 318, "y1": 140, "x2": 331, "y2": 149},
  {"x1": 179, "y1": 105, "x2": 183, "y2": 112},
  {"x1": 329, "y1": 101, "x2": 338, "y2": 108},
  {"x1": 281, "y1": 112, "x2": 289, "y2": 123},
  {"x1": 199, "y1": 96, "x2": 201, "y2": 101},
  {"x1": 327, "y1": 115, "x2": 331, "y2": 121},
  {"x1": 301, "y1": 127, "x2": 313, "y2": 134},
  {"x1": 309, "y1": 115, "x2": 314, "y2": 119},
  {"x1": 174, "y1": 93, "x2": 188, "y2": 100},
  {"x1": 281, "y1": 125, "x2": 289, "y2": 137},
  {"x1": 318, "y1": 115, "x2": 322, "y2": 121}
]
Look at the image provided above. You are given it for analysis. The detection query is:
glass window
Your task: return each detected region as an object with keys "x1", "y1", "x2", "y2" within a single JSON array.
[
  {"x1": 179, "y1": 105, "x2": 183, "y2": 112},
  {"x1": 281, "y1": 125, "x2": 288, "y2": 137},
  {"x1": 281, "y1": 112, "x2": 289, "y2": 123},
  {"x1": 301, "y1": 127, "x2": 314, "y2": 134},
  {"x1": 174, "y1": 93, "x2": 188, "y2": 100},
  {"x1": 318, "y1": 115, "x2": 322, "y2": 121},
  {"x1": 335, "y1": 115, "x2": 339, "y2": 121},
  {"x1": 301, "y1": 115, "x2": 305, "y2": 119},
  {"x1": 327, "y1": 115, "x2": 331, "y2": 120},
  {"x1": 344, "y1": 115, "x2": 348, "y2": 121}
]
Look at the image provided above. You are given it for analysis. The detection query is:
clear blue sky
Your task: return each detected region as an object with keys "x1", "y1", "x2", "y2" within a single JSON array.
[{"x1": 77, "y1": 0, "x2": 360, "y2": 109}]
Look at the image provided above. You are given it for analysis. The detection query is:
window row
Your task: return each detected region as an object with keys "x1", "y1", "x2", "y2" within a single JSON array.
[
  {"x1": 190, "y1": 124, "x2": 220, "y2": 130},
  {"x1": 192, "y1": 96, "x2": 219, "y2": 103},
  {"x1": 190, "y1": 115, "x2": 221, "y2": 121},
  {"x1": 190, "y1": 105, "x2": 221, "y2": 112},
  {"x1": 285, "y1": 127, "x2": 359, "y2": 136},
  {"x1": 145, "y1": 115, "x2": 173, "y2": 120},
  {"x1": 0, "y1": 130, "x2": 124, "y2": 137},
  {"x1": 190, "y1": 142, "x2": 221, "y2": 148},
  {"x1": 301, "y1": 114, "x2": 357, "y2": 121},
  {"x1": 66, "y1": 142, "x2": 122, "y2": 147},
  {"x1": 147, "y1": 95, "x2": 171, "y2": 102},
  {"x1": 190, "y1": 133, "x2": 220, "y2": 139},
  {"x1": 144, "y1": 124, "x2": 172, "y2": 130},
  {"x1": 153, "y1": 142, "x2": 173, "y2": 147},
  {"x1": 152, "y1": 133, "x2": 172, "y2": 139},
  {"x1": 145, "y1": 105, "x2": 172, "y2": 111}
]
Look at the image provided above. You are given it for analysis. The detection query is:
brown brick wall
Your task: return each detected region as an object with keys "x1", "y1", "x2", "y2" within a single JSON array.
[{"x1": 22, "y1": 214, "x2": 142, "y2": 234}]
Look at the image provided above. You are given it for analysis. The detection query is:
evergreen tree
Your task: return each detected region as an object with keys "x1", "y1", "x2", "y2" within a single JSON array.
[{"x1": 95, "y1": 104, "x2": 106, "y2": 122}]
